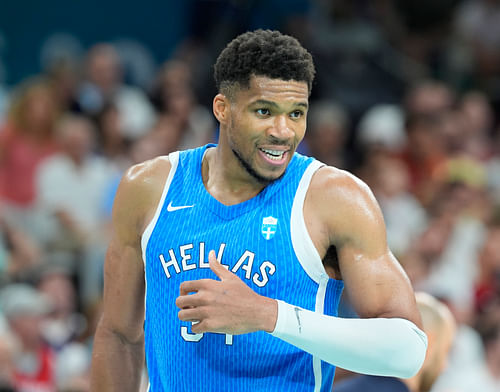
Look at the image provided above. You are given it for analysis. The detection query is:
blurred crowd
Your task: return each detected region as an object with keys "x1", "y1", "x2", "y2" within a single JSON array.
[{"x1": 0, "y1": 1, "x2": 500, "y2": 391}]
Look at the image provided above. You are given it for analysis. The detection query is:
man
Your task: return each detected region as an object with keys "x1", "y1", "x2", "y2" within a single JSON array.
[
  {"x1": 78, "y1": 43, "x2": 156, "y2": 140},
  {"x1": 0, "y1": 284, "x2": 56, "y2": 392},
  {"x1": 91, "y1": 30, "x2": 427, "y2": 392},
  {"x1": 334, "y1": 292, "x2": 456, "y2": 392},
  {"x1": 35, "y1": 114, "x2": 118, "y2": 308}
]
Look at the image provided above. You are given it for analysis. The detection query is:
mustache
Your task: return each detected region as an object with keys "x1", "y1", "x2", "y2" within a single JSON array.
[{"x1": 260, "y1": 137, "x2": 295, "y2": 148}]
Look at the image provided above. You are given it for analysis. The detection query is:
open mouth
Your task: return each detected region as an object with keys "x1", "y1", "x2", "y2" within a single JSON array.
[{"x1": 259, "y1": 148, "x2": 287, "y2": 161}]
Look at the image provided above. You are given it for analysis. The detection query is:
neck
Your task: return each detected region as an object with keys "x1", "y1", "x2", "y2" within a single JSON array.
[{"x1": 202, "y1": 146, "x2": 266, "y2": 206}]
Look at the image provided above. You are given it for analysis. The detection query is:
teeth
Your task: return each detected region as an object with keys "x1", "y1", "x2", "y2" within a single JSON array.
[{"x1": 260, "y1": 148, "x2": 285, "y2": 160}]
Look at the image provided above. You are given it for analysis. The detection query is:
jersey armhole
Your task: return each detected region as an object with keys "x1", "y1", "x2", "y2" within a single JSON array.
[
  {"x1": 290, "y1": 160, "x2": 328, "y2": 284},
  {"x1": 140, "y1": 151, "x2": 180, "y2": 265}
]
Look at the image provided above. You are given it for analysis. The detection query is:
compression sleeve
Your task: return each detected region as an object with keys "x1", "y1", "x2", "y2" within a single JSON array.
[{"x1": 270, "y1": 300, "x2": 428, "y2": 378}]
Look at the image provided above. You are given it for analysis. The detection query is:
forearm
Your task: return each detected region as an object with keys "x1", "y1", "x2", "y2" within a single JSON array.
[
  {"x1": 270, "y1": 300, "x2": 427, "y2": 378},
  {"x1": 91, "y1": 321, "x2": 145, "y2": 392}
]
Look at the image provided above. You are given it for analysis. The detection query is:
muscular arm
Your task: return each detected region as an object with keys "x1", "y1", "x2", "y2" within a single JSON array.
[
  {"x1": 271, "y1": 167, "x2": 427, "y2": 377},
  {"x1": 90, "y1": 157, "x2": 170, "y2": 391},
  {"x1": 314, "y1": 167, "x2": 421, "y2": 324}
]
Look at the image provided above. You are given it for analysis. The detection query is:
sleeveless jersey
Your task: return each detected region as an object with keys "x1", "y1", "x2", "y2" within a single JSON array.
[{"x1": 141, "y1": 144, "x2": 344, "y2": 392}]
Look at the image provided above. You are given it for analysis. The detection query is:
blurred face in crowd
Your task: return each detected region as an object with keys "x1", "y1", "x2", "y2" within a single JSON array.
[
  {"x1": 100, "y1": 105, "x2": 123, "y2": 147},
  {"x1": 130, "y1": 133, "x2": 165, "y2": 164},
  {"x1": 58, "y1": 117, "x2": 95, "y2": 164},
  {"x1": 164, "y1": 87, "x2": 194, "y2": 121},
  {"x1": 371, "y1": 155, "x2": 410, "y2": 198},
  {"x1": 406, "y1": 114, "x2": 446, "y2": 158},
  {"x1": 87, "y1": 44, "x2": 121, "y2": 93},
  {"x1": 38, "y1": 273, "x2": 76, "y2": 318},
  {"x1": 161, "y1": 60, "x2": 191, "y2": 92},
  {"x1": 9, "y1": 313, "x2": 45, "y2": 349},
  {"x1": 215, "y1": 76, "x2": 309, "y2": 184},
  {"x1": 307, "y1": 121, "x2": 345, "y2": 159},
  {"x1": 417, "y1": 213, "x2": 453, "y2": 260},
  {"x1": 406, "y1": 82, "x2": 454, "y2": 116},
  {"x1": 23, "y1": 85, "x2": 58, "y2": 134},
  {"x1": 461, "y1": 92, "x2": 493, "y2": 135}
]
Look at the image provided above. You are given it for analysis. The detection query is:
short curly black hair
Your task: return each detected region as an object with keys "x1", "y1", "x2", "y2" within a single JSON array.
[{"x1": 214, "y1": 29, "x2": 315, "y2": 98}]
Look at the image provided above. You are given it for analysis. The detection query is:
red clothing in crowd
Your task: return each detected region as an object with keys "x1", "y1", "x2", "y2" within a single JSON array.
[
  {"x1": 13, "y1": 345, "x2": 56, "y2": 392},
  {"x1": 0, "y1": 126, "x2": 59, "y2": 206}
]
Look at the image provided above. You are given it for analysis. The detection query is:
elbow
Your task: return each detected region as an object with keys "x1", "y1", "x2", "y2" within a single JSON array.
[{"x1": 97, "y1": 317, "x2": 145, "y2": 347}]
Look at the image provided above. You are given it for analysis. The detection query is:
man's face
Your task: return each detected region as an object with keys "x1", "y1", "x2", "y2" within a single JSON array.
[{"x1": 222, "y1": 76, "x2": 309, "y2": 183}]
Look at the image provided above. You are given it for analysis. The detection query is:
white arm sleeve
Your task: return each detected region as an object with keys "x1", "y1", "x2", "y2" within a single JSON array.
[{"x1": 270, "y1": 300, "x2": 428, "y2": 378}]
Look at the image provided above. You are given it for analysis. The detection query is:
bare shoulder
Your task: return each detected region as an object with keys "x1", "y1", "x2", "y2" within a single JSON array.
[
  {"x1": 308, "y1": 165, "x2": 379, "y2": 218},
  {"x1": 113, "y1": 156, "x2": 172, "y2": 242},
  {"x1": 120, "y1": 155, "x2": 171, "y2": 197},
  {"x1": 306, "y1": 165, "x2": 385, "y2": 247}
]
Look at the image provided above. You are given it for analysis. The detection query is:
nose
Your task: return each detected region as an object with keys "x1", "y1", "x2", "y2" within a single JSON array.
[{"x1": 269, "y1": 114, "x2": 294, "y2": 140}]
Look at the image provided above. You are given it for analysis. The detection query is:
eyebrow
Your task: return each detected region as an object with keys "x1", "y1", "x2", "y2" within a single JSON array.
[{"x1": 251, "y1": 99, "x2": 309, "y2": 110}]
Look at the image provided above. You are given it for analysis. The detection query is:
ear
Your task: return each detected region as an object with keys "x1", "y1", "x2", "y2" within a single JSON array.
[{"x1": 213, "y1": 93, "x2": 230, "y2": 124}]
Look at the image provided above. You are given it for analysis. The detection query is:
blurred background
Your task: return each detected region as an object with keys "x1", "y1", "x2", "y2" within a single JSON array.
[{"x1": 0, "y1": 0, "x2": 500, "y2": 391}]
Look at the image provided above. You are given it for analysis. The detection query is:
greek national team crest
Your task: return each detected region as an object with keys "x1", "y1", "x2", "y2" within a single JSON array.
[{"x1": 261, "y1": 216, "x2": 278, "y2": 240}]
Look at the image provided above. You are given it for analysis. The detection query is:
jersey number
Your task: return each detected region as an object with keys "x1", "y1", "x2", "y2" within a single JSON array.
[{"x1": 181, "y1": 323, "x2": 233, "y2": 345}]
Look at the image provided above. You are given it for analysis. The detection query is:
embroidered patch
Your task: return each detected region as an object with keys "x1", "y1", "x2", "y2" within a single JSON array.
[{"x1": 261, "y1": 216, "x2": 278, "y2": 240}]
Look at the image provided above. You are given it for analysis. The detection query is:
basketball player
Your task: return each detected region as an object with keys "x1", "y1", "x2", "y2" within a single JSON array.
[
  {"x1": 90, "y1": 30, "x2": 428, "y2": 392},
  {"x1": 334, "y1": 292, "x2": 456, "y2": 392}
]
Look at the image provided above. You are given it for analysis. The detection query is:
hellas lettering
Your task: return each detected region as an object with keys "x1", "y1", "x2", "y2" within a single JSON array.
[{"x1": 158, "y1": 242, "x2": 276, "y2": 287}]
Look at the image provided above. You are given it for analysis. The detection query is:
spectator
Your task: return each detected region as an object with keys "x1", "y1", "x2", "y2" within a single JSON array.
[
  {"x1": 404, "y1": 80, "x2": 455, "y2": 117},
  {"x1": 37, "y1": 266, "x2": 86, "y2": 350},
  {"x1": 356, "y1": 104, "x2": 407, "y2": 154},
  {"x1": 417, "y1": 182, "x2": 486, "y2": 309},
  {"x1": 398, "y1": 112, "x2": 448, "y2": 206},
  {"x1": 0, "y1": 284, "x2": 56, "y2": 392},
  {"x1": 358, "y1": 153, "x2": 427, "y2": 256},
  {"x1": 454, "y1": 0, "x2": 500, "y2": 91},
  {"x1": 150, "y1": 60, "x2": 216, "y2": 152},
  {"x1": 0, "y1": 78, "x2": 60, "y2": 239},
  {"x1": 94, "y1": 103, "x2": 132, "y2": 172},
  {"x1": 432, "y1": 301, "x2": 500, "y2": 392},
  {"x1": 459, "y1": 91, "x2": 494, "y2": 160},
  {"x1": 304, "y1": 100, "x2": 350, "y2": 168},
  {"x1": 78, "y1": 43, "x2": 156, "y2": 140},
  {"x1": 45, "y1": 58, "x2": 82, "y2": 114},
  {"x1": 35, "y1": 114, "x2": 117, "y2": 308}
]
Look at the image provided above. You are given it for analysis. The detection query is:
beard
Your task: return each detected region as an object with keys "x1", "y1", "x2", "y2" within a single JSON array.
[{"x1": 231, "y1": 147, "x2": 286, "y2": 185}]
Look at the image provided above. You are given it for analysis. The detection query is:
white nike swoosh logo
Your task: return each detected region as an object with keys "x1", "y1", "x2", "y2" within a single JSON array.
[{"x1": 167, "y1": 201, "x2": 195, "y2": 212}]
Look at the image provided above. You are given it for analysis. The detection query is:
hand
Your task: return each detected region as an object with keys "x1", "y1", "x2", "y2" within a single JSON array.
[{"x1": 176, "y1": 250, "x2": 278, "y2": 335}]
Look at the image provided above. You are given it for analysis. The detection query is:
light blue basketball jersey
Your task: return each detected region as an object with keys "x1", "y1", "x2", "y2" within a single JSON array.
[{"x1": 141, "y1": 144, "x2": 344, "y2": 391}]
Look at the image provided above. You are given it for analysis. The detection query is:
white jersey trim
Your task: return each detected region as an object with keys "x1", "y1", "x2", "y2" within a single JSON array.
[
  {"x1": 141, "y1": 151, "x2": 180, "y2": 266},
  {"x1": 290, "y1": 159, "x2": 328, "y2": 284},
  {"x1": 290, "y1": 159, "x2": 329, "y2": 392},
  {"x1": 313, "y1": 274, "x2": 329, "y2": 391}
]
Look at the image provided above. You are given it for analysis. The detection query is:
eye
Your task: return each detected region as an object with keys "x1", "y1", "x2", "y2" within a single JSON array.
[
  {"x1": 256, "y1": 108, "x2": 271, "y2": 116},
  {"x1": 290, "y1": 110, "x2": 304, "y2": 119}
]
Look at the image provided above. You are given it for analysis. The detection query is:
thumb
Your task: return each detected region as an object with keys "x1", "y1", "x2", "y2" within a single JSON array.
[{"x1": 209, "y1": 250, "x2": 232, "y2": 280}]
